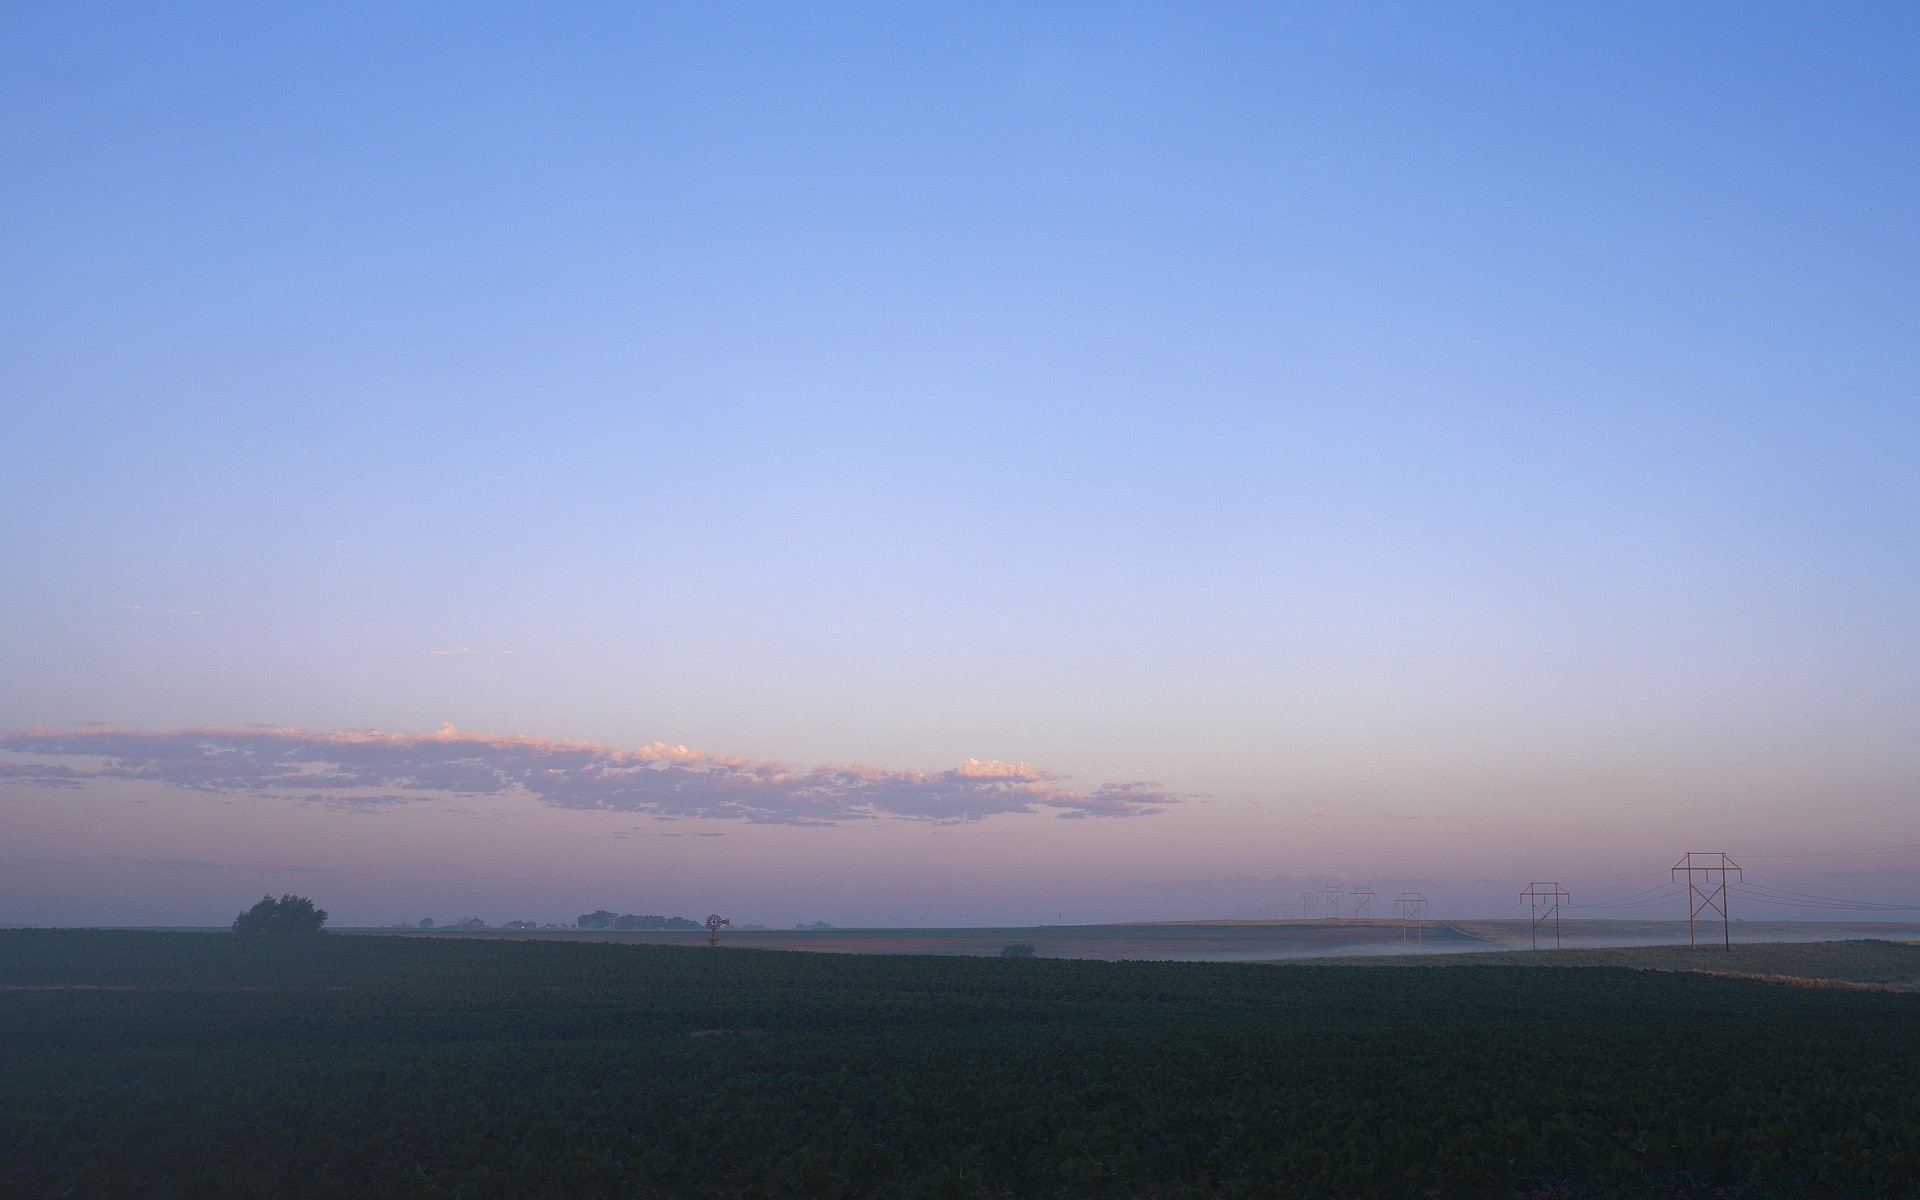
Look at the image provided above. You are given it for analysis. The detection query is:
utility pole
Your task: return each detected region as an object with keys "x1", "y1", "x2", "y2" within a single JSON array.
[
  {"x1": 1348, "y1": 888, "x2": 1375, "y2": 920},
  {"x1": 1520, "y1": 882, "x2": 1569, "y2": 950},
  {"x1": 1395, "y1": 892, "x2": 1426, "y2": 944},
  {"x1": 1321, "y1": 886, "x2": 1343, "y2": 920},
  {"x1": 1672, "y1": 853, "x2": 1741, "y2": 950}
]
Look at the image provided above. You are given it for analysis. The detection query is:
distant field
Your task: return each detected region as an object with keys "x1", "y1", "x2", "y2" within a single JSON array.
[
  {"x1": 374, "y1": 917, "x2": 1493, "y2": 960},
  {"x1": 375, "y1": 917, "x2": 1920, "y2": 962},
  {"x1": 3, "y1": 929, "x2": 1918, "y2": 1199}
]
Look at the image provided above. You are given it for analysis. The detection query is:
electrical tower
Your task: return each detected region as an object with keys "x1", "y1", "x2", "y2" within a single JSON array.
[
  {"x1": 1299, "y1": 892, "x2": 1319, "y2": 919},
  {"x1": 1321, "y1": 886, "x2": 1343, "y2": 919},
  {"x1": 1672, "y1": 853, "x2": 1741, "y2": 949},
  {"x1": 705, "y1": 914, "x2": 731, "y2": 947},
  {"x1": 1395, "y1": 892, "x2": 1426, "y2": 944},
  {"x1": 1521, "y1": 882, "x2": 1569, "y2": 950},
  {"x1": 1348, "y1": 887, "x2": 1375, "y2": 919}
]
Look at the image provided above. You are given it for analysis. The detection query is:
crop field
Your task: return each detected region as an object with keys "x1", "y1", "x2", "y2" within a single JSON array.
[
  {"x1": 3, "y1": 931, "x2": 1917, "y2": 1199},
  {"x1": 1328, "y1": 938, "x2": 1920, "y2": 990}
]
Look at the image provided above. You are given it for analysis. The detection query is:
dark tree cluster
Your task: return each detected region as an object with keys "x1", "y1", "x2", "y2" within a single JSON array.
[
  {"x1": 577, "y1": 910, "x2": 702, "y2": 930},
  {"x1": 230, "y1": 894, "x2": 327, "y2": 935}
]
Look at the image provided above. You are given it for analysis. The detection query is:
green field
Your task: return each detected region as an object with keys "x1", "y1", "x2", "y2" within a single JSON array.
[{"x1": 3, "y1": 931, "x2": 1917, "y2": 1199}]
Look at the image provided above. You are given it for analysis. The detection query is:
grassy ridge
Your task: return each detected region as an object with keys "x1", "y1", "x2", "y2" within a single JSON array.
[{"x1": 2, "y1": 930, "x2": 1917, "y2": 1198}]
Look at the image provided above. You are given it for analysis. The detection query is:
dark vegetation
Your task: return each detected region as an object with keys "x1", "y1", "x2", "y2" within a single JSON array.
[
  {"x1": 1336, "y1": 938, "x2": 1920, "y2": 989},
  {"x1": 229, "y1": 893, "x2": 327, "y2": 935},
  {"x1": 577, "y1": 910, "x2": 704, "y2": 931},
  {"x1": 2, "y1": 930, "x2": 1916, "y2": 1199}
]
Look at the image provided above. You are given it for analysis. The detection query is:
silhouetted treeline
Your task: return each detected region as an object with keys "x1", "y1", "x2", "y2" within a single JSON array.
[
  {"x1": 232, "y1": 894, "x2": 327, "y2": 935},
  {"x1": 576, "y1": 910, "x2": 702, "y2": 931}
]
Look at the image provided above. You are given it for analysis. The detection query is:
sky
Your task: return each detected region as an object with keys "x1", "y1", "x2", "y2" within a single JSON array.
[{"x1": 2, "y1": 2, "x2": 1916, "y2": 929}]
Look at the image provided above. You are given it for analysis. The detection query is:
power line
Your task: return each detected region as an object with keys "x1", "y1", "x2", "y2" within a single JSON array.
[
  {"x1": 1395, "y1": 893, "x2": 1426, "y2": 944},
  {"x1": 1521, "y1": 882, "x2": 1568, "y2": 950},
  {"x1": 1568, "y1": 890, "x2": 1688, "y2": 912},
  {"x1": 1739, "y1": 840, "x2": 1920, "y2": 860},
  {"x1": 1566, "y1": 880, "x2": 1686, "y2": 910},
  {"x1": 1321, "y1": 886, "x2": 1343, "y2": 920},
  {"x1": 1673, "y1": 853, "x2": 1740, "y2": 950},
  {"x1": 1561, "y1": 862, "x2": 1674, "y2": 891},
  {"x1": 1734, "y1": 882, "x2": 1920, "y2": 912}
]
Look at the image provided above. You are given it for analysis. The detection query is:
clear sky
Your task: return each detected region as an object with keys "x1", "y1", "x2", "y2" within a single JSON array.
[{"x1": 2, "y1": 2, "x2": 1916, "y2": 928}]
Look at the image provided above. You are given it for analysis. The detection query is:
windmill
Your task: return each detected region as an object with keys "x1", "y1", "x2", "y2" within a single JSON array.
[{"x1": 706, "y1": 914, "x2": 730, "y2": 947}]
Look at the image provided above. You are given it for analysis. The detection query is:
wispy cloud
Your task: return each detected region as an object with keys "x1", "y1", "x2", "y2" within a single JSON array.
[
  {"x1": 0, "y1": 761, "x2": 90, "y2": 787},
  {"x1": 0, "y1": 854, "x2": 335, "y2": 874},
  {"x1": 1123, "y1": 870, "x2": 1356, "y2": 892},
  {"x1": 0, "y1": 726, "x2": 1180, "y2": 825},
  {"x1": 120, "y1": 604, "x2": 204, "y2": 617}
]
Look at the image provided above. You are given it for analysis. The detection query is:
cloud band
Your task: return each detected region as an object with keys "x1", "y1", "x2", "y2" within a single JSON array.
[{"x1": 0, "y1": 726, "x2": 1177, "y2": 825}]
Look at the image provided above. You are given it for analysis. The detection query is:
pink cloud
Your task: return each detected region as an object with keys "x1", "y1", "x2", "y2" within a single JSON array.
[{"x1": 0, "y1": 725, "x2": 1179, "y2": 825}]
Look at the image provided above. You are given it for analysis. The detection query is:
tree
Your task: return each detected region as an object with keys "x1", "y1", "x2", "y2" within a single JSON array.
[
  {"x1": 232, "y1": 894, "x2": 328, "y2": 935},
  {"x1": 577, "y1": 910, "x2": 617, "y2": 930}
]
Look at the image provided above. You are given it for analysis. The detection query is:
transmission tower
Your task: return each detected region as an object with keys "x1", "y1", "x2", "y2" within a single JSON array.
[
  {"x1": 705, "y1": 913, "x2": 731, "y2": 947},
  {"x1": 1672, "y1": 853, "x2": 1741, "y2": 949},
  {"x1": 1348, "y1": 887, "x2": 1375, "y2": 919},
  {"x1": 1395, "y1": 892, "x2": 1426, "y2": 944},
  {"x1": 1321, "y1": 886, "x2": 1343, "y2": 919},
  {"x1": 1520, "y1": 882, "x2": 1569, "y2": 950},
  {"x1": 1299, "y1": 891, "x2": 1319, "y2": 919}
]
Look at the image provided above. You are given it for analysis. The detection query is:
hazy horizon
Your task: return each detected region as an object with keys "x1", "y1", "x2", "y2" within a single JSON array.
[{"x1": 4, "y1": 4, "x2": 1916, "y2": 930}]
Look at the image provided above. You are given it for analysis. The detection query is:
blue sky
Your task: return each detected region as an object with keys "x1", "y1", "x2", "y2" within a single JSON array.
[{"x1": 2, "y1": 3, "x2": 1916, "y2": 926}]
